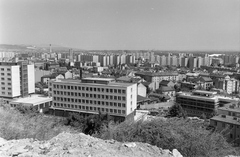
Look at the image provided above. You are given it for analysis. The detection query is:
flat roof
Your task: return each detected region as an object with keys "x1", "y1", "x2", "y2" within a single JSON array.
[
  {"x1": 11, "y1": 94, "x2": 52, "y2": 105},
  {"x1": 82, "y1": 77, "x2": 115, "y2": 81},
  {"x1": 193, "y1": 90, "x2": 217, "y2": 95},
  {"x1": 54, "y1": 79, "x2": 135, "y2": 87},
  {"x1": 218, "y1": 106, "x2": 240, "y2": 113},
  {"x1": 211, "y1": 115, "x2": 240, "y2": 125}
]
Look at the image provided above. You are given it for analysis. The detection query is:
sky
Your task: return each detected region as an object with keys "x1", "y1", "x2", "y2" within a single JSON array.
[{"x1": 0, "y1": 0, "x2": 240, "y2": 51}]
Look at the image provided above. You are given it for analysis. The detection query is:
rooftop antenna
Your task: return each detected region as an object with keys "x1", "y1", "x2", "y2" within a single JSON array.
[{"x1": 50, "y1": 44, "x2": 52, "y2": 53}]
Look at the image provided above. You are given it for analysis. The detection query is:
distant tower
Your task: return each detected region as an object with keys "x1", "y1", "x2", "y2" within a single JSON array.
[{"x1": 50, "y1": 44, "x2": 52, "y2": 53}]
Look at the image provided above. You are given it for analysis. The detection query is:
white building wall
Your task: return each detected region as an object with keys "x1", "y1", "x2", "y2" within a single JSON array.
[
  {"x1": 11, "y1": 66, "x2": 21, "y2": 97},
  {"x1": 27, "y1": 64, "x2": 35, "y2": 94},
  {"x1": 126, "y1": 84, "x2": 137, "y2": 115}
]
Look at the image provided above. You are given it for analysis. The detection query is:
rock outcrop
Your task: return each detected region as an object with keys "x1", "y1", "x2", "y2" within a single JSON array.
[{"x1": 0, "y1": 132, "x2": 183, "y2": 157}]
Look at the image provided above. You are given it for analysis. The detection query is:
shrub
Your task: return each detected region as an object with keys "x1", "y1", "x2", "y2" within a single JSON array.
[
  {"x1": 0, "y1": 106, "x2": 74, "y2": 141},
  {"x1": 97, "y1": 118, "x2": 239, "y2": 157}
]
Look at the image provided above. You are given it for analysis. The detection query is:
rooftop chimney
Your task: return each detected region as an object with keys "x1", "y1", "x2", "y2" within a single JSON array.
[{"x1": 79, "y1": 67, "x2": 83, "y2": 80}]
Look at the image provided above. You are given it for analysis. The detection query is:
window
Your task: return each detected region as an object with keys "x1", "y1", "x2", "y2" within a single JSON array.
[
  {"x1": 122, "y1": 104, "x2": 126, "y2": 107},
  {"x1": 114, "y1": 103, "x2": 117, "y2": 107},
  {"x1": 102, "y1": 108, "x2": 104, "y2": 112},
  {"x1": 118, "y1": 96, "x2": 121, "y2": 100},
  {"x1": 122, "y1": 97, "x2": 126, "y2": 101},
  {"x1": 118, "y1": 110, "x2": 121, "y2": 114},
  {"x1": 118, "y1": 103, "x2": 121, "y2": 107},
  {"x1": 94, "y1": 88, "x2": 96, "y2": 91},
  {"x1": 7, "y1": 78, "x2": 11, "y2": 81},
  {"x1": 114, "y1": 109, "x2": 117, "y2": 113},
  {"x1": 122, "y1": 90, "x2": 126, "y2": 94},
  {"x1": 110, "y1": 109, "x2": 113, "y2": 113},
  {"x1": 118, "y1": 89, "x2": 121, "y2": 93},
  {"x1": 78, "y1": 86, "x2": 81, "y2": 90},
  {"x1": 86, "y1": 87, "x2": 89, "y2": 91},
  {"x1": 110, "y1": 102, "x2": 113, "y2": 106},
  {"x1": 106, "y1": 102, "x2": 109, "y2": 106},
  {"x1": 90, "y1": 87, "x2": 92, "y2": 91},
  {"x1": 114, "y1": 89, "x2": 117, "y2": 93},
  {"x1": 102, "y1": 101, "x2": 105, "y2": 105},
  {"x1": 106, "y1": 89, "x2": 109, "y2": 92},
  {"x1": 75, "y1": 86, "x2": 77, "y2": 90},
  {"x1": 110, "y1": 89, "x2": 113, "y2": 93}
]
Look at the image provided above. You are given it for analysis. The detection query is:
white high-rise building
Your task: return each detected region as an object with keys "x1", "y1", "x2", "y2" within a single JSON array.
[{"x1": 0, "y1": 61, "x2": 35, "y2": 98}]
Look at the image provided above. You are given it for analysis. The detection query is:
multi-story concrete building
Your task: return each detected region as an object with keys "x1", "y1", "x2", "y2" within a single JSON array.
[
  {"x1": 176, "y1": 90, "x2": 219, "y2": 117},
  {"x1": 0, "y1": 61, "x2": 35, "y2": 99},
  {"x1": 49, "y1": 78, "x2": 137, "y2": 119}
]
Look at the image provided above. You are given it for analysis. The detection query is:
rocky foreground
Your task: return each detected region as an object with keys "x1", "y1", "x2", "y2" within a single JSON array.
[{"x1": 0, "y1": 132, "x2": 183, "y2": 157}]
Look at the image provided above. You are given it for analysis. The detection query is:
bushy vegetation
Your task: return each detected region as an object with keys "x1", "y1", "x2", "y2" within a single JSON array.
[
  {"x1": 0, "y1": 105, "x2": 74, "y2": 141},
  {"x1": 95, "y1": 118, "x2": 239, "y2": 157},
  {"x1": 0, "y1": 102, "x2": 239, "y2": 157},
  {"x1": 65, "y1": 112, "x2": 112, "y2": 135}
]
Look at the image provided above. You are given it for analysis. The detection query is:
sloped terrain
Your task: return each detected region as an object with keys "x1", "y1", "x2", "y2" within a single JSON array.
[{"x1": 0, "y1": 132, "x2": 182, "y2": 157}]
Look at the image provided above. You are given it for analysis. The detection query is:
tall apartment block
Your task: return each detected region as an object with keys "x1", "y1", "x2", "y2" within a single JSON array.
[
  {"x1": 49, "y1": 78, "x2": 137, "y2": 119},
  {"x1": 0, "y1": 61, "x2": 35, "y2": 99}
]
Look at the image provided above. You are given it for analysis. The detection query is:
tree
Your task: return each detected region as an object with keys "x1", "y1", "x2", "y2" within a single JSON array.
[{"x1": 166, "y1": 103, "x2": 187, "y2": 118}]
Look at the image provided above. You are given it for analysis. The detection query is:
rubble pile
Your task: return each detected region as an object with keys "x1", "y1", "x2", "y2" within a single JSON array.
[{"x1": 0, "y1": 132, "x2": 183, "y2": 157}]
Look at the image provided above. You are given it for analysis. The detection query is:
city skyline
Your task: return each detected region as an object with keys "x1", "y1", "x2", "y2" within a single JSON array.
[{"x1": 0, "y1": 0, "x2": 240, "y2": 51}]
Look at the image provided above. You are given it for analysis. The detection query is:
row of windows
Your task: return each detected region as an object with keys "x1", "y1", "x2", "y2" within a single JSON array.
[
  {"x1": 1, "y1": 92, "x2": 11, "y2": 95},
  {"x1": 0, "y1": 68, "x2": 11, "y2": 71},
  {"x1": 53, "y1": 97, "x2": 126, "y2": 107},
  {"x1": 1, "y1": 87, "x2": 11, "y2": 90},
  {"x1": 53, "y1": 84, "x2": 126, "y2": 94},
  {"x1": 1, "y1": 82, "x2": 11, "y2": 85},
  {"x1": 1, "y1": 73, "x2": 11, "y2": 76},
  {"x1": 179, "y1": 101, "x2": 215, "y2": 109},
  {"x1": 53, "y1": 92, "x2": 126, "y2": 101},
  {"x1": 181, "y1": 104, "x2": 214, "y2": 112},
  {"x1": 1, "y1": 78, "x2": 11, "y2": 81},
  {"x1": 53, "y1": 103, "x2": 126, "y2": 114}
]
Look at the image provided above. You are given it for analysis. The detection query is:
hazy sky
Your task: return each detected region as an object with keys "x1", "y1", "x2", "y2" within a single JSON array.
[{"x1": 0, "y1": 0, "x2": 240, "y2": 50}]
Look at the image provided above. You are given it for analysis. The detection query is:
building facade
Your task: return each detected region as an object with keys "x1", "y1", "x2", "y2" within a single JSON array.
[
  {"x1": 49, "y1": 78, "x2": 137, "y2": 118},
  {"x1": 0, "y1": 61, "x2": 35, "y2": 99},
  {"x1": 176, "y1": 90, "x2": 219, "y2": 117}
]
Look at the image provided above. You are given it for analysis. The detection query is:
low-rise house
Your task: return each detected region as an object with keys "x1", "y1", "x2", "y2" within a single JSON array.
[
  {"x1": 217, "y1": 103, "x2": 240, "y2": 117},
  {"x1": 159, "y1": 80, "x2": 175, "y2": 88},
  {"x1": 210, "y1": 115, "x2": 240, "y2": 146},
  {"x1": 41, "y1": 73, "x2": 64, "y2": 84},
  {"x1": 158, "y1": 86, "x2": 175, "y2": 97},
  {"x1": 10, "y1": 94, "x2": 52, "y2": 113}
]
